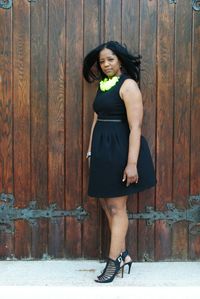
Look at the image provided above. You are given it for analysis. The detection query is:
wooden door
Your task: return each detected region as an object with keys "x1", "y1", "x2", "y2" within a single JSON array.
[{"x1": 0, "y1": 0, "x2": 200, "y2": 261}]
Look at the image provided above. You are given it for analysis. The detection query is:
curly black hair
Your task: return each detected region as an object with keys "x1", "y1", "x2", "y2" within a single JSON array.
[{"x1": 83, "y1": 41, "x2": 141, "y2": 83}]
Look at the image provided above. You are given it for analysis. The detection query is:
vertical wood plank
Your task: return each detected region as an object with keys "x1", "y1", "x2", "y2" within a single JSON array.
[
  {"x1": 172, "y1": 0, "x2": 192, "y2": 259},
  {"x1": 0, "y1": 6, "x2": 14, "y2": 258},
  {"x1": 139, "y1": 0, "x2": 157, "y2": 261},
  {"x1": 122, "y1": 0, "x2": 140, "y2": 262},
  {"x1": 65, "y1": 0, "x2": 83, "y2": 257},
  {"x1": 104, "y1": 0, "x2": 121, "y2": 41},
  {"x1": 30, "y1": 0, "x2": 48, "y2": 258},
  {"x1": 48, "y1": 0, "x2": 65, "y2": 258},
  {"x1": 189, "y1": 7, "x2": 200, "y2": 260},
  {"x1": 13, "y1": 0, "x2": 31, "y2": 258},
  {"x1": 156, "y1": 0, "x2": 175, "y2": 261},
  {"x1": 83, "y1": 0, "x2": 101, "y2": 258}
]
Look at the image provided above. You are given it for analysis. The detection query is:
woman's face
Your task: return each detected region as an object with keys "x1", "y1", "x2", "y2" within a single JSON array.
[{"x1": 99, "y1": 48, "x2": 121, "y2": 78}]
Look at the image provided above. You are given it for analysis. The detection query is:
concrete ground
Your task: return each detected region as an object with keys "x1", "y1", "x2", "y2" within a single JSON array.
[{"x1": 0, "y1": 260, "x2": 200, "y2": 299}]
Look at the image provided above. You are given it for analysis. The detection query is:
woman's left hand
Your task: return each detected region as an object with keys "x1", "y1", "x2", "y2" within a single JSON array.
[{"x1": 122, "y1": 163, "x2": 139, "y2": 187}]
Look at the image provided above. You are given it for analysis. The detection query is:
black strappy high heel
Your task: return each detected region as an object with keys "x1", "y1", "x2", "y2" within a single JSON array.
[
  {"x1": 97, "y1": 258, "x2": 108, "y2": 279},
  {"x1": 95, "y1": 254, "x2": 124, "y2": 283},
  {"x1": 121, "y1": 249, "x2": 133, "y2": 274},
  {"x1": 97, "y1": 255, "x2": 124, "y2": 280}
]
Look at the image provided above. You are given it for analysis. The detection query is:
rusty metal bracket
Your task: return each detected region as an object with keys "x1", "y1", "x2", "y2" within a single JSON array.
[
  {"x1": 193, "y1": 0, "x2": 200, "y2": 11},
  {"x1": 169, "y1": 0, "x2": 200, "y2": 11},
  {"x1": 1, "y1": 192, "x2": 200, "y2": 235},
  {"x1": 0, "y1": 0, "x2": 12, "y2": 9},
  {"x1": 128, "y1": 195, "x2": 200, "y2": 234},
  {"x1": 0, "y1": 0, "x2": 39, "y2": 9},
  {"x1": 0, "y1": 193, "x2": 89, "y2": 233}
]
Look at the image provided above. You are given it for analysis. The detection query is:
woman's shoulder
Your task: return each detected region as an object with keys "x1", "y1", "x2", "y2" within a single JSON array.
[
  {"x1": 120, "y1": 75, "x2": 139, "y2": 90},
  {"x1": 119, "y1": 76, "x2": 141, "y2": 99}
]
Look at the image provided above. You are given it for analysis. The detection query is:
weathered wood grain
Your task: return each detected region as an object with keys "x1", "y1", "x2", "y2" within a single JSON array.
[
  {"x1": 172, "y1": 0, "x2": 192, "y2": 260},
  {"x1": 48, "y1": 0, "x2": 65, "y2": 258},
  {"x1": 189, "y1": 5, "x2": 200, "y2": 260},
  {"x1": 0, "y1": 7, "x2": 14, "y2": 259},
  {"x1": 30, "y1": 0, "x2": 48, "y2": 258},
  {"x1": 13, "y1": 0, "x2": 31, "y2": 258},
  {"x1": 156, "y1": 0, "x2": 175, "y2": 261},
  {"x1": 104, "y1": 0, "x2": 121, "y2": 41},
  {"x1": 138, "y1": 0, "x2": 157, "y2": 262},
  {"x1": 65, "y1": 0, "x2": 83, "y2": 257}
]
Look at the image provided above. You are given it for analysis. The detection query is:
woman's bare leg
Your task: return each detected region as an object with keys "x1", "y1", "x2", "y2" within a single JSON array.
[
  {"x1": 99, "y1": 198, "x2": 112, "y2": 229},
  {"x1": 105, "y1": 196, "x2": 128, "y2": 260},
  {"x1": 100, "y1": 198, "x2": 127, "y2": 254}
]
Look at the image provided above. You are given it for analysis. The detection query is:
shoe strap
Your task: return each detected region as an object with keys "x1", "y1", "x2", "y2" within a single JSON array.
[{"x1": 121, "y1": 249, "x2": 129, "y2": 261}]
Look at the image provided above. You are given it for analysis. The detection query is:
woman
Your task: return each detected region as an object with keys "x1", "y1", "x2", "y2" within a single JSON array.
[{"x1": 83, "y1": 41, "x2": 156, "y2": 283}]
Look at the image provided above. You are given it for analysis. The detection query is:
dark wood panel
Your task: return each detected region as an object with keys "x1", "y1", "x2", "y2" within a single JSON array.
[
  {"x1": 104, "y1": 0, "x2": 121, "y2": 41},
  {"x1": 172, "y1": 0, "x2": 192, "y2": 260},
  {"x1": 122, "y1": 0, "x2": 140, "y2": 262},
  {"x1": 155, "y1": 0, "x2": 175, "y2": 261},
  {"x1": 139, "y1": 0, "x2": 157, "y2": 261},
  {"x1": 83, "y1": 0, "x2": 101, "y2": 258},
  {"x1": 189, "y1": 8, "x2": 200, "y2": 260},
  {"x1": 0, "y1": 7, "x2": 14, "y2": 258},
  {"x1": 48, "y1": 0, "x2": 65, "y2": 258},
  {"x1": 30, "y1": 0, "x2": 48, "y2": 258},
  {"x1": 13, "y1": 0, "x2": 31, "y2": 258},
  {"x1": 65, "y1": 0, "x2": 83, "y2": 257}
]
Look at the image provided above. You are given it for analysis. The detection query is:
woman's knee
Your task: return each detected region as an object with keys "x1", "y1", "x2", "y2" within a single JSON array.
[{"x1": 107, "y1": 201, "x2": 127, "y2": 217}]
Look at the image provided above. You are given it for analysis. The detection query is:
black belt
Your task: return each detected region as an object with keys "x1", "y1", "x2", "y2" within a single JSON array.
[{"x1": 97, "y1": 118, "x2": 123, "y2": 122}]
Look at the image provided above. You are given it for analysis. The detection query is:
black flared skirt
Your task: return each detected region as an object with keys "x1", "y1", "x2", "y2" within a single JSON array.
[{"x1": 88, "y1": 120, "x2": 156, "y2": 198}]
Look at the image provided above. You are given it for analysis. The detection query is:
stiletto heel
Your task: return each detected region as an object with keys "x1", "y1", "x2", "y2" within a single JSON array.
[
  {"x1": 121, "y1": 249, "x2": 133, "y2": 274},
  {"x1": 121, "y1": 264, "x2": 124, "y2": 278},
  {"x1": 95, "y1": 254, "x2": 123, "y2": 283},
  {"x1": 127, "y1": 261, "x2": 132, "y2": 274}
]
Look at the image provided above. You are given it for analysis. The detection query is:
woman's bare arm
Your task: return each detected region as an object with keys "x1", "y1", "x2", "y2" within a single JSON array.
[
  {"x1": 87, "y1": 112, "x2": 98, "y2": 154},
  {"x1": 120, "y1": 79, "x2": 143, "y2": 186}
]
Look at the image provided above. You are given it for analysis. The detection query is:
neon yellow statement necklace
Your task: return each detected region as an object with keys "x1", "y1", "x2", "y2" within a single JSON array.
[{"x1": 99, "y1": 76, "x2": 120, "y2": 92}]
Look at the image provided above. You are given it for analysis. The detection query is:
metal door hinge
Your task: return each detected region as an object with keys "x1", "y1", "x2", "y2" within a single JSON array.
[
  {"x1": 0, "y1": 0, "x2": 12, "y2": 9},
  {"x1": 0, "y1": 193, "x2": 89, "y2": 234},
  {"x1": 128, "y1": 194, "x2": 200, "y2": 235},
  {"x1": 193, "y1": 0, "x2": 200, "y2": 11}
]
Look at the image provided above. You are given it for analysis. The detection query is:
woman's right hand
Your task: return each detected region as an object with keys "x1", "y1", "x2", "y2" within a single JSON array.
[
  {"x1": 86, "y1": 151, "x2": 91, "y2": 168},
  {"x1": 122, "y1": 163, "x2": 139, "y2": 187}
]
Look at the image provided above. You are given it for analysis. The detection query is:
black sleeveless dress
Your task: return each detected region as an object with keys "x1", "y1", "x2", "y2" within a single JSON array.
[{"x1": 88, "y1": 74, "x2": 156, "y2": 198}]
